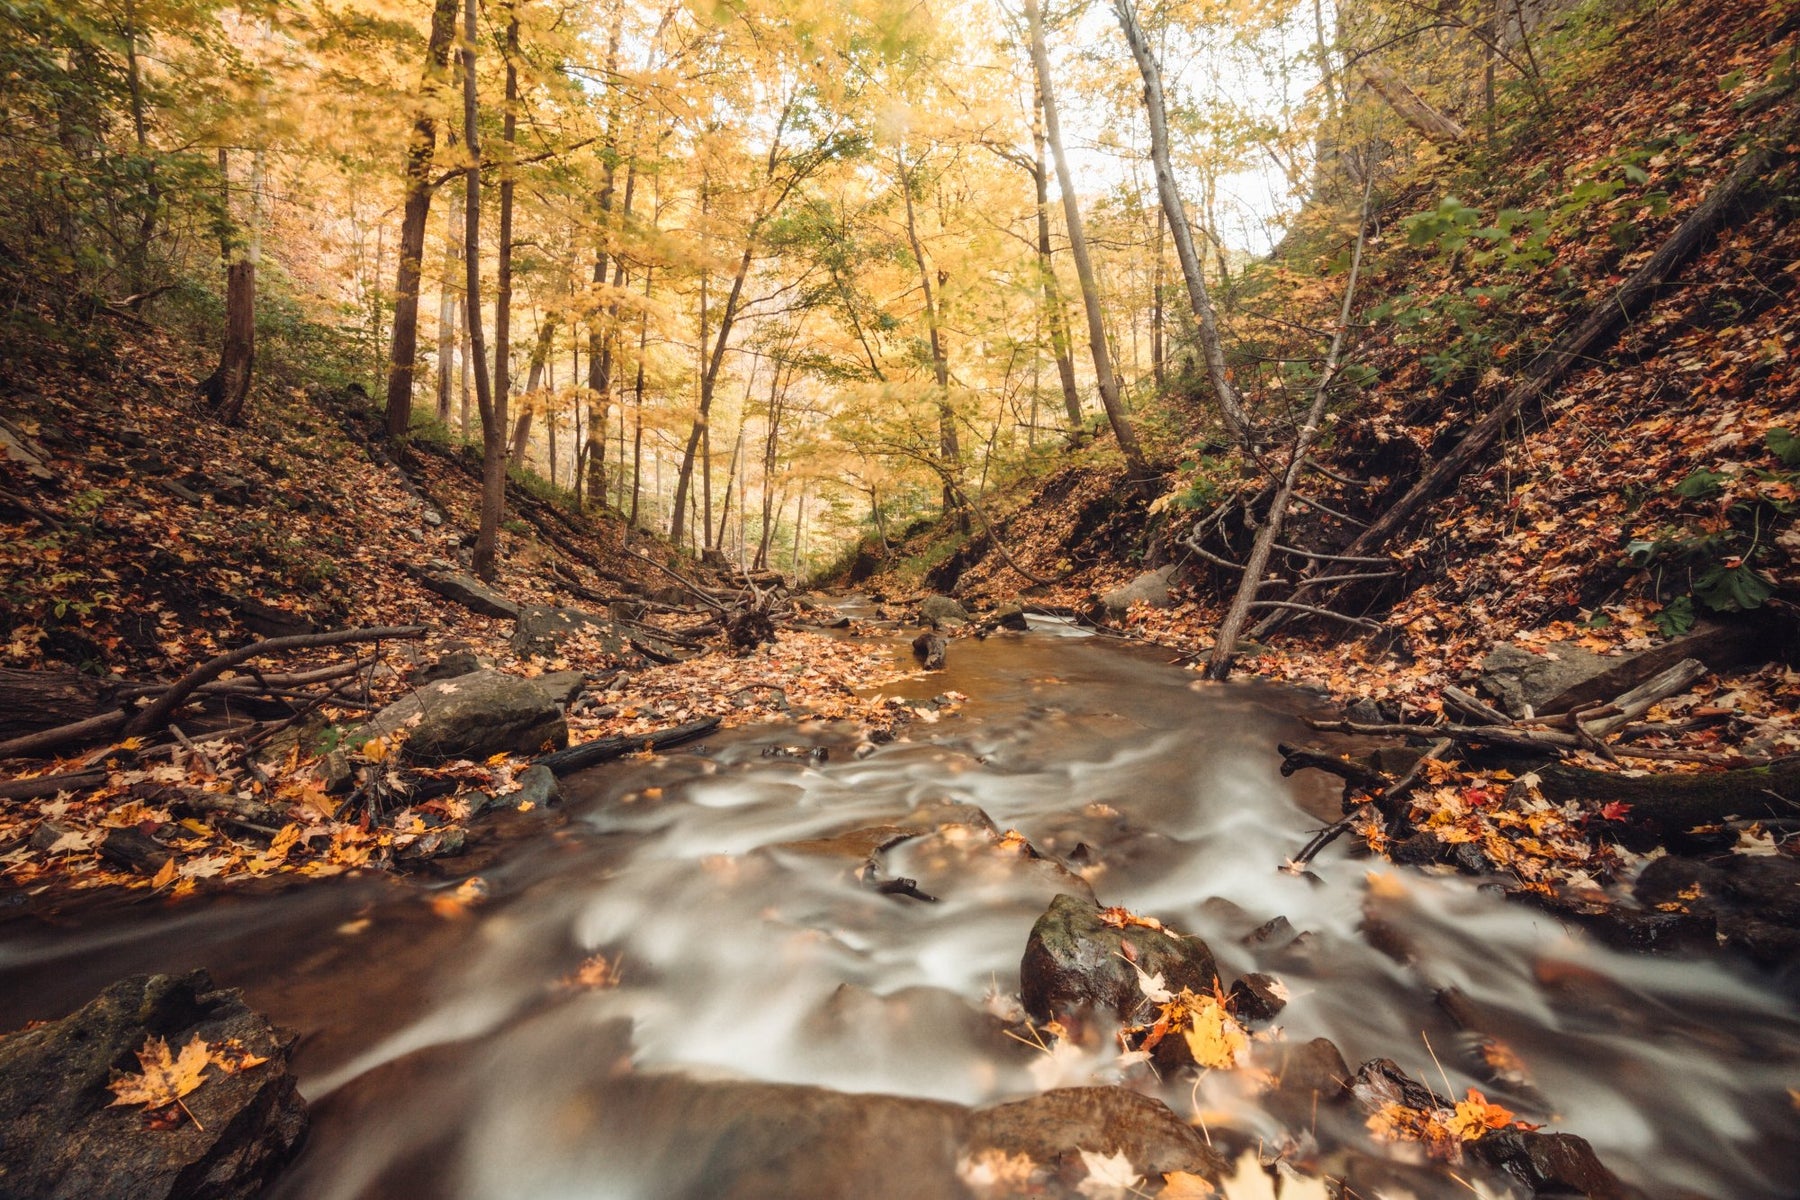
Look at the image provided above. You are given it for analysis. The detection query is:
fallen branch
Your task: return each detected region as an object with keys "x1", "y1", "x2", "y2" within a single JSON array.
[
  {"x1": 1207, "y1": 176, "x2": 1372, "y2": 679},
  {"x1": 0, "y1": 770, "x2": 110, "y2": 801},
  {"x1": 536, "y1": 716, "x2": 722, "y2": 776},
  {"x1": 123, "y1": 626, "x2": 427, "y2": 739}
]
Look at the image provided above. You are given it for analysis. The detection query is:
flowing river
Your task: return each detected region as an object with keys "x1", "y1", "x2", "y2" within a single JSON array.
[{"x1": 2, "y1": 618, "x2": 1797, "y2": 1198}]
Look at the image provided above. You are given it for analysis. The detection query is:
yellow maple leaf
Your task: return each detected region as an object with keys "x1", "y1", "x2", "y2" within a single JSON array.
[
  {"x1": 1181, "y1": 994, "x2": 1248, "y2": 1070},
  {"x1": 108, "y1": 1034, "x2": 211, "y2": 1113}
]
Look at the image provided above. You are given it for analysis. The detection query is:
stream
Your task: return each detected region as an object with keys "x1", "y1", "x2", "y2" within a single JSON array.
[{"x1": 2, "y1": 618, "x2": 1797, "y2": 1198}]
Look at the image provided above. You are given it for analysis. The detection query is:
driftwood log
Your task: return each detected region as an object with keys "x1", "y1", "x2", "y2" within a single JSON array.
[{"x1": 535, "y1": 716, "x2": 721, "y2": 776}]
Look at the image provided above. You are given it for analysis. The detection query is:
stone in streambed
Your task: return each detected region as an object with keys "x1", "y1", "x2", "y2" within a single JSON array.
[
  {"x1": 1227, "y1": 972, "x2": 1287, "y2": 1022},
  {"x1": 964, "y1": 1086, "x2": 1226, "y2": 1186},
  {"x1": 1469, "y1": 1131, "x2": 1646, "y2": 1200},
  {"x1": 912, "y1": 632, "x2": 947, "y2": 670},
  {"x1": 919, "y1": 594, "x2": 969, "y2": 629},
  {"x1": 1020, "y1": 894, "x2": 1216, "y2": 1023},
  {"x1": 0, "y1": 969, "x2": 306, "y2": 1200}
]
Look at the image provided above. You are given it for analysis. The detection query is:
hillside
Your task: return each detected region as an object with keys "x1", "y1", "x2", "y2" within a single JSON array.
[{"x1": 0, "y1": 325, "x2": 918, "y2": 898}]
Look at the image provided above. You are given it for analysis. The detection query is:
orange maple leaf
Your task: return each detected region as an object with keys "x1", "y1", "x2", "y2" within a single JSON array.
[{"x1": 108, "y1": 1034, "x2": 212, "y2": 1123}]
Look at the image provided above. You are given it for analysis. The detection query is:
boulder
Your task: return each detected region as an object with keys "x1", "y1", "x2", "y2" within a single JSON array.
[
  {"x1": 919, "y1": 594, "x2": 969, "y2": 628},
  {"x1": 1020, "y1": 894, "x2": 1217, "y2": 1022},
  {"x1": 1100, "y1": 567, "x2": 1176, "y2": 618},
  {"x1": 912, "y1": 632, "x2": 947, "y2": 670},
  {"x1": 0, "y1": 970, "x2": 306, "y2": 1200},
  {"x1": 993, "y1": 602, "x2": 1030, "y2": 631},
  {"x1": 964, "y1": 1087, "x2": 1226, "y2": 1185},
  {"x1": 418, "y1": 571, "x2": 520, "y2": 621},
  {"x1": 355, "y1": 670, "x2": 568, "y2": 763},
  {"x1": 418, "y1": 648, "x2": 482, "y2": 685},
  {"x1": 1469, "y1": 1131, "x2": 1645, "y2": 1199},
  {"x1": 1477, "y1": 622, "x2": 1757, "y2": 717},
  {"x1": 531, "y1": 670, "x2": 588, "y2": 705},
  {"x1": 511, "y1": 604, "x2": 632, "y2": 660}
]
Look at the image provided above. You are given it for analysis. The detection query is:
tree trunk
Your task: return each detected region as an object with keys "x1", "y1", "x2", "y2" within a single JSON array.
[
  {"x1": 584, "y1": 14, "x2": 626, "y2": 512},
  {"x1": 1032, "y1": 111, "x2": 1083, "y2": 430},
  {"x1": 629, "y1": 269, "x2": 650, "y2": 529},
  {"x1": 1363, "y1": 63, "x2": 1467, "y2": 142},
  {"x1": 435, "y1": 174, "x2": 462, "y2": 425},
  {"x1": 900, "y1": 152, "x2": 963, "y2": 523},
  {"x1": 205, "y1": 147, "x2": 257, "y2": 424},
  {"x1": 1112, "y1": 0, "x2": 1251, "y2": 445},
  {"x1": 509, "y1": 317, "x2": 556, "y2": 467},
  {"x1": 1025, "y1": 0, "x2": 1149, "y2": 483},
  {"x1": 382, "y1": 0, "x2": 461, "y2": 441},
  {"x1": 461, "y1": 0, "x2": 500, "y2": 581}
]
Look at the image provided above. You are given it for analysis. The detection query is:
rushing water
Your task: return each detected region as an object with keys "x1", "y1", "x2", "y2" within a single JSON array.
[{"x1": 2, "y1": 618, "x2": 1797, "y2": 1198}]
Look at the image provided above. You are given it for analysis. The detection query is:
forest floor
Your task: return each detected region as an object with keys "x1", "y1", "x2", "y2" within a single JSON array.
[{"x1": 0, "y1": 327, "x2": 947, "y2": 900}]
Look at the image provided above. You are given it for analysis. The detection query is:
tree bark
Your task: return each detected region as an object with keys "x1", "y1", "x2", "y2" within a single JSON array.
[
  {"x1": 1363, "y1": 63, "x2": 1467, "y2": 142},
  {"x1": 1025, "y1": 0, "x2": 1149, "y2": 483},
  {"x1": 382, "y1": 0, "x2": 461, "y2": 441},
  {"x1": 461, "y1": 0, "x2": 500, "y2": 580},
  {"x1": 900, "y1": 151, "x2": 963, "y2": 523},
  {"x1": 1113, "y1": 0, "x2": 1252, "y2": 445},
  {"x1": 435, "y1": 173, "x2": 462, "y2": 424},
  {"x1": 1031, "y1": 111, "x2": 1084, "y2": 430},
  {"x1": 509, "y1": 317, "x2": 556, "y2": 467}
]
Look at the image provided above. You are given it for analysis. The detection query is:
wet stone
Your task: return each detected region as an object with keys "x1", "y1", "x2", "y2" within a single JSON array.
[
  {"x1": 1228, "y1": 973, "x2": 1287, "y2": 1023},
  {"x1": 1020, "y1": 894, "x2": 1217, "y2": 1023},
  {"x1": 912, "y1": 632, "x2": 947, "y2": 670},
  {"x1": 0, "y1": 970, "x2": 306, "y2": 1200},
  {"x1": 1469, "y1": 1130, "x2": 1645, "y2": 1200}
]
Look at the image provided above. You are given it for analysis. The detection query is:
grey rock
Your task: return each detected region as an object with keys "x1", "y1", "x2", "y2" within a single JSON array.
[
  {"x1": 1478, "y1": 643, "x2": 1616, "y2": 717},
  {"x1": 355, "y1": 670, "x2": 568, "y2": 764},
  {"x1": 511, "y1": 604, "x2": 632, "y2": 660},
  {"x1": 532, "y1": 670, "x2": 588, "y2": 705},
  {"x1": 993, "y1": 602, "x2": 1030, "y2": 631},
  {"x1": 912, "y1": 631, "x2": 947, "y2": 670},
  {"x1": 1539, "y1": 620, "x2": 1759, "y2": 714},
  {"x1": 418, "y1": 572, "x2": 520, "y2": 621},
  {"x1": 1100, "y1": 566, "x2": 1177, "y2": 617},
  {"x1": 419, "y1": 649, "x2": 482, "y2": 684},
  {"x1": 1469, "y1": 1131, "x2": 1644, "y2": 1199},
  {"x1": 0, "y1": 969, "x2": 306, "y2": 1200},
  {"x1": 514, "y1": 764, "x2": 562, "y2": 808},
  {"x1": 422, "y1": 508, "x2": 444, "y2": 527},
  {"x1": 1228, "y1": 972, "x2": 1288, "y2": 1022},
  {"x1": 1020, "y1": 893, "x2": 1217, "y2": 1022},
  {"x1": 919, "y1": 594, "x2": 969, "y2": 628}
]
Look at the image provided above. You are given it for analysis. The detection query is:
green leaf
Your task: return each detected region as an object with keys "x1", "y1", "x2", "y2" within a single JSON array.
[
  {"x1": 1653, "y1": 594, "x2": 1695, "y2": 637},
  {"x1": 1766, "y1": 427, "x2": 1800, "y2": 467},
  {"x1": 1692, "y1": 564, "x2": 1773, "y2": 612},
  {"x1": 1623, "y1": 164, "x2": 1650, "y2": 185},
  {"x1": 1673, "y1": 469, "x2": 1731, "y2": 500}
]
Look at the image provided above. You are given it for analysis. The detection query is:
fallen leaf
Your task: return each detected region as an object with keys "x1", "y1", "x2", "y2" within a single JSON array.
[{"x1": 108, "y1": 1034, "x2": 210, "y2": 1113}]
